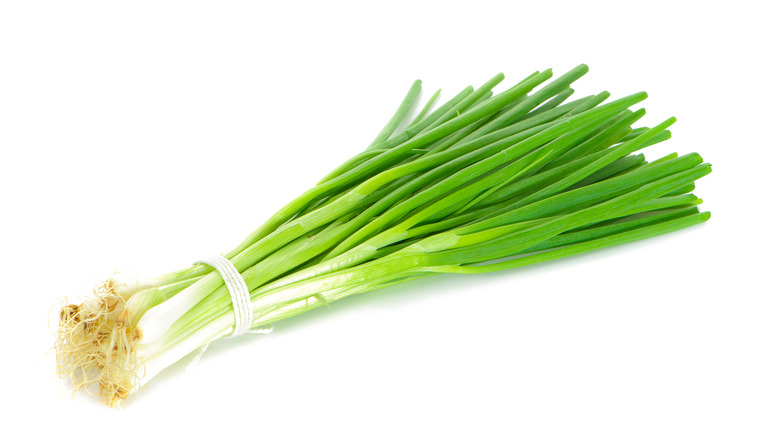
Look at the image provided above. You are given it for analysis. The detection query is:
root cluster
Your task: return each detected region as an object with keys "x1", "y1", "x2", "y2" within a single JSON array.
[{"x1": 55, "y1": 279, "x2": 141, "y2": 406}]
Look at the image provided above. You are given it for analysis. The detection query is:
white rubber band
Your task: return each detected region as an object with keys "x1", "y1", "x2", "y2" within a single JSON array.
[{"x1": 194, "y1": 256, "x2": 253, "y2": 337}]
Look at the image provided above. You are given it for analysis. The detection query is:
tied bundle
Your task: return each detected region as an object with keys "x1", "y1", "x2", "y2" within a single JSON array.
[{"x1": 55, "y1": 65, "x2": 711, "y2": 406}]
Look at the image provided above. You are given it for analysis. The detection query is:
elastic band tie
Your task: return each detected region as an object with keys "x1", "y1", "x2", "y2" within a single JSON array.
[{"x1": 194, "y1": 256, "x2": 254, "y2": 337}]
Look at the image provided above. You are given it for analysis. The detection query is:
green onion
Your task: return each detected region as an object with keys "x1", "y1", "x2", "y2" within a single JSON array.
[{"x1": 54, "y1": 64, "x2": 711, "y2": 406}]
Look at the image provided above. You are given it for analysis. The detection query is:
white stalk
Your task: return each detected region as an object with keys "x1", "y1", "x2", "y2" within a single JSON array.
[
  {"x1": 136, "y1": 273, "x2": 221, "y2": 344},
  {"x1": 134, "y1": 277, "x2": 344, "y2": 392},
  {"x1": 135, "y1": 312, "x2": 234, "y2": 390}
]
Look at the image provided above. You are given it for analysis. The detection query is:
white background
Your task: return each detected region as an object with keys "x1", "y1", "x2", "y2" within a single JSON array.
[{"x1": 1, "y1": 1, "x2": 777, "y2": 436}]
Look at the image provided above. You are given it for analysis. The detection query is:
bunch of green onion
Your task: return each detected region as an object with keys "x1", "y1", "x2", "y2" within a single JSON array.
[{"x1": 55, "y1": 64, "x2": 711, "y2": 406}]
